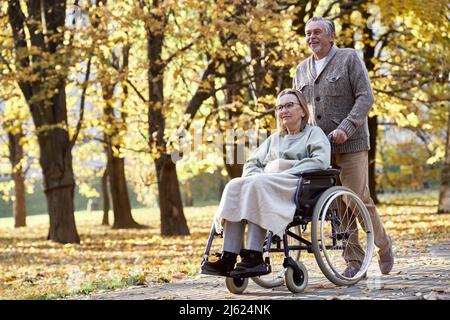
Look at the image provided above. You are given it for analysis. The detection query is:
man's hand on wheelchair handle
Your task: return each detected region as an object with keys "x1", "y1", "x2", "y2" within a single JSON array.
[{"x1": 329, "y1": 129, "x2": 348, "y2": 144}]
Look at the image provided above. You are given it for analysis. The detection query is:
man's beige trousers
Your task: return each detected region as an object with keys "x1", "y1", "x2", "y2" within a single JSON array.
[{"x1": 333, "y1": 151, "x2": 392, "y2": 266}]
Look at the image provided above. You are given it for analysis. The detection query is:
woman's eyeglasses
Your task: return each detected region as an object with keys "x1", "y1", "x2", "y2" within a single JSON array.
[{"x1": 275, "y1": 102, "x2": 299, "y2": 112}]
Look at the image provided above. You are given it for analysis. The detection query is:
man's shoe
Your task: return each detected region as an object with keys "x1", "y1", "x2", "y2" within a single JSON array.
[
  {"x1": 342, "y1": 262, "x2": 367, "y2": 279},
  {"x1": 378, "y1": 246, "x2": 394, "y2": 275},
  {"x1": 200, "y1": 251, "x2": 237, "y2": 276},
  {"x1": 229, "y1": 249, "x2": 270, "y2": 277},
  {"x1": 343, "y1": 265, "x2": 359, "y2": 278}
]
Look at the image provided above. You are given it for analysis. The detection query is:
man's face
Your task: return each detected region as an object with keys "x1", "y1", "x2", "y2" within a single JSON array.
[{"x1": 305, "y1": 21, "x2": 335, "y2": 58}]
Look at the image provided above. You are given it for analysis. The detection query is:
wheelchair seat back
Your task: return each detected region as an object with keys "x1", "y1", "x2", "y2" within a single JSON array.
[{"x1": 294, "y1": 168, "x2": 340, "y2": 218}]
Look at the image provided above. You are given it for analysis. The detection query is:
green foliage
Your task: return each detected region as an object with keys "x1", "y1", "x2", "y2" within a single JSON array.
[{"x1": 377, "y1": 136, "x2": 442, "y2": 192}]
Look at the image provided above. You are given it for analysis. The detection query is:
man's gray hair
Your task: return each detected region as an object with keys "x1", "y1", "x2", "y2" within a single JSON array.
[{"x1": 306, "y1": 16, "x2": 335, "y2": 35}]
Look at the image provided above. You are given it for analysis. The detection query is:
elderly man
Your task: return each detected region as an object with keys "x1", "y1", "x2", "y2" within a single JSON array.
[{"x1": 292, "y1": 16, "x2": 394, "y2": 277}]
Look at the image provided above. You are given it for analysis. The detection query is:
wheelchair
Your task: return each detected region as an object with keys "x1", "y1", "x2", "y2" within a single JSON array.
[{"x1": 200, "y1": 168, "x2": 375, "y2": 294}]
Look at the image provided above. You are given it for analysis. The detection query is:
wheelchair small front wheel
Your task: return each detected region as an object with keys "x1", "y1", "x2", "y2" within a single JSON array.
[
  {"x1": 285, "y1": 261, "x2": 308, "y2": 293},
  {"x1": 252, "y1": 225, "x2": 302, "y2": 289},
  {"x1": 225, "y1": 276, "x2": 249, "y2": 294}
]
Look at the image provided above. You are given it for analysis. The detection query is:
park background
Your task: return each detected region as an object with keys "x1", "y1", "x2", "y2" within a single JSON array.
[{"x1": 0, "y1": 0, "x2": 448, "y2": 299}]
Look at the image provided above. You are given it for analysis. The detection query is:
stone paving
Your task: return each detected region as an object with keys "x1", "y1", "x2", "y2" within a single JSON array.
[{"x1": 77, "y1": 240, "x2": 450, "y2": 300}]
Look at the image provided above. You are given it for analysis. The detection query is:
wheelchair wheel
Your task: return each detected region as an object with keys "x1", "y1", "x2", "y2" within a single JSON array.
[
  {"x1": 225, "y1": 276, "x2": 249, "y2": 294},
  {"x1": 311, "y1": 186, "x2": 374, "y2": 286},
  {"x1": 285, "y1": 261, "x2": 308, "y2": 293},
  {"x1": 252, "y1": 225, "x2": 301, "y2": 289}
]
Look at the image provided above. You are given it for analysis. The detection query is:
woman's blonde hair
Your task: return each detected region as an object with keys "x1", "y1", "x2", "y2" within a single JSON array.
[{"x1": 276, "y1": 89, "x2": 314, "y2": 135}]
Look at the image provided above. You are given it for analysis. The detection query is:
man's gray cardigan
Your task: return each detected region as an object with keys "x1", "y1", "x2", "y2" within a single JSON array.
[{"x1": 293, "y1": 45, "x2": 374, "y2": 154}]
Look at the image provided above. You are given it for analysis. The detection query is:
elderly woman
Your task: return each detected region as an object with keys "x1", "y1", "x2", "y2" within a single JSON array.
[{"x1": 201, "y1": 88, "x2": 331, "y2": 277}]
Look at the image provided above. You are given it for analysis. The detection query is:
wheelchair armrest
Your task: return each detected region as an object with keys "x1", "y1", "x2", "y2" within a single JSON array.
[{"x1": 294, "y1": 168, "x2": 340, "y2": 179}]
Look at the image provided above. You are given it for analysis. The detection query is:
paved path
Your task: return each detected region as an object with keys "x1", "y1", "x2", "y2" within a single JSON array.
[{"x1": 77, "y1": 240, "x2": 450, "y2": 300}]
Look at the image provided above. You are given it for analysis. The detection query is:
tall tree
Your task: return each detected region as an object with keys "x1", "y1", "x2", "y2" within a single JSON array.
[
  {"x1": 100, "y1": 49, "x2": 142, "y2": 229},
  {"x1": 361, "y1": 9, "x2": 380, "y2": 204},
  {"x1": 0, "y1": 90, "x2": 30, "y2": 228},
  {"x1": 437, "y1": 104, "x2": 450, "y2": 214},
  {"x1": 6, "y1": 121, "x2": 26, "y2": 227},
  {"x1": 71, "y1": 0, "x2": 142, "y2": 228},
  {"x1": 7, "y1": 0, "x2": 79, "y2": 243},
  {"x1": 370, "y1": 0, "x2": 449, "y2": 199},
  {"x1": 217, "y1": 1, "x2": 247, "y2": 179},
  {"x1": 0, "y1": 112, "x2": 27, "y2": 227},
  {"x1": 101, "y1": 159, "x2": 111, "y2": 225},
  {"x1": 140, "y1": 0, "x2": 189, "y2": 235}
]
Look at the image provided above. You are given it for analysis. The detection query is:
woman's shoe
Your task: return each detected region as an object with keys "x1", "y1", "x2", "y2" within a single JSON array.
[
  {"x1": 229, "y1": 249, "x2": 270, "y2": 277},
  {"x1": 200, "y1": 251, "x2": 237, "y2": 276}
]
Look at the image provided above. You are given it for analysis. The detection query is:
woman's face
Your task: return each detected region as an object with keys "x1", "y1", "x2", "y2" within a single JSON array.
[{"x1": 276, "y1": 94, "x2": 305, "y2": 133}]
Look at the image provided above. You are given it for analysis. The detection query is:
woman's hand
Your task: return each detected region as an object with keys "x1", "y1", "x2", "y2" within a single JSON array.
[{"x1": 264, "y1": 159, "x2": 294, "y2": 173}]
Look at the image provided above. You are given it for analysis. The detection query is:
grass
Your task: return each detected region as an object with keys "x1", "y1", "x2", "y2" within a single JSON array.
[
  {"x1": 0, "y1": 206, "x2": 219, "y2": 299},
  {"x1": 0, "y1": 190, "x2": 448, "y2": 300},
  {"x1": 32, "y1": 275, "x2": 147, "y2": 300}
]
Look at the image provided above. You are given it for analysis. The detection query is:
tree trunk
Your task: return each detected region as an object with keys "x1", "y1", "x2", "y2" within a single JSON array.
[
  {"x1": 438, "y1": 109, "x2": 450, "y2": 214},
  {"x1": 7, "y1": 131, "x2": 26, "y2": 227},
  {"x1": 102, "y1": 134, "x2": 139, "y2": 229},
  {"x1": 218, "y1": 177, "x2": 227, "y2": 200},
  {"x1": 144, "y1": 5, "x2": 190, "y2": 236},
  {"x1": 222, "y1": 42, "x2": 245, "y2": 179},
  {"x1": 8, "y1": 0, "x2": 80, "y2": 243},
  {"x1": 224, "y1": 162, "x2": 244, "y2": 179},
  {"x1": 108, "y1": 152, "x2": 141, "y2": 228},
  {"x1": 101, "y1": 68, "x2": 141, "y2": 228},
  {"x1": 292, "y1": 0, "x2": 319, "y2": 36},
  {"x1": 183, "y1": 180, "x2": 193, "y2": 207},
  {"x1": 224, "y1": 164, "x2": 244, "y2": 179},
  {"x1": 362, "y1": 10, "x2": 379, "y2": 204},
  {"x1": 37, "y1": 94, "x2": 79, "y2": 243},
  {"x1": 46, "y1": 184, "x2": 79, "y2": 243},
  {"x1": 101, "y1": 166, "x2": 110, "y2": 225},
  {"x1": 368, "y1": 116, "x2": 379, "y2": 204},
  {"x1": 222, "y1": 133, "x2": 244, "y2": 179},
  {"x1": 12, "y1": 169, "x2": 26, "y2": 228},
  {"x1": 155, "y1": 155, "x2": 190, "y2": 236},
  {"x1": 38, "y1": 112, "x2": 79, "y2": 243}
]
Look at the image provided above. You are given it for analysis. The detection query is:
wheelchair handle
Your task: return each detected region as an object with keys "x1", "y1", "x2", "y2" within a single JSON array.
[{"x1": 327, "y1": 133, "x2": 334, "y2": 143}]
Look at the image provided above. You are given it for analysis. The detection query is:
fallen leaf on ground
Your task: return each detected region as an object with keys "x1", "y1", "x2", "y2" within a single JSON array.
[
  {"x1": 379, "y1": 284, "x2": 414, "y2": 290},
  {"x1": 327, "y1": 295, "x2": 351, "y2": 300}
]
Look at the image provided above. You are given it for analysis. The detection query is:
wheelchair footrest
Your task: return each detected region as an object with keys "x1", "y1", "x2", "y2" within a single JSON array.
[
  {"x1": 229, "y1": 263, "x2": 271, "y2": 278},
  {"x1": 199, "y1": 266, "x2": 232, "y2": 277}
]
